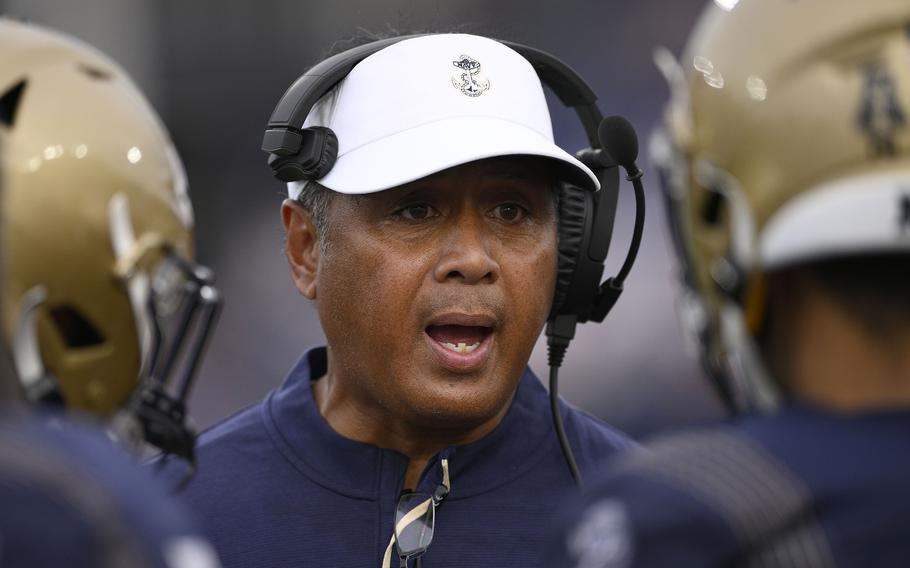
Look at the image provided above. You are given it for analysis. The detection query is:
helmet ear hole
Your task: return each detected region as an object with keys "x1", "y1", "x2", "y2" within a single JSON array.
[
  {"x1": 701, "y1": 190, "x2": 725, "y2": 226},
  {"x1": 49, "y1": 306, "x2": 106, "y2": 349},
  {"x1": 0, "y1": 79, "x2": 26, "y2": 127}
]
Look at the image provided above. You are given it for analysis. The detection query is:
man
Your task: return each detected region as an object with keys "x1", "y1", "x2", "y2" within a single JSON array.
[
  {"x1": 550, "y1": 1, "x2": 910, "y2": 566},
  {"x1": 0, "y1": 19, "x2": 221, "y2": 567},
  {"x1": 159, "y1": 33, "x2": 634, "y2": 567},
  {"x1": 1, "y1": 17, "x2": 220, "y2": 466}
]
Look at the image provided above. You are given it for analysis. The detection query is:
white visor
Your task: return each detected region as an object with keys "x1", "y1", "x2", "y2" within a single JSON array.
[{"x1": 288, "y1": 34, "x2": 599, "y2": 197}]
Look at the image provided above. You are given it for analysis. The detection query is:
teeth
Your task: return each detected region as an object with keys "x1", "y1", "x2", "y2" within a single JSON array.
[{"x1": 441, "y1": 341, "x2": 481, "y2": 354}]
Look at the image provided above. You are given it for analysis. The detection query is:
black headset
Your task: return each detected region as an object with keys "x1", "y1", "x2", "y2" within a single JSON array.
[{"x1": 262, "y1": 35, "x2": 646, "y2": 488}]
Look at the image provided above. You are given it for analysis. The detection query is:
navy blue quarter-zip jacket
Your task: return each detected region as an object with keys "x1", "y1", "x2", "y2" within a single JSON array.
[{"x1": 157, "y1": 347, "x2": 633, "y2": 567}]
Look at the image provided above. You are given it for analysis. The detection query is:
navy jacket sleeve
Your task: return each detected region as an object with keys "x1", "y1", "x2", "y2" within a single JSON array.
[
  {"x1": 547, "y1": 459, "x2": 738, "y2": 568},
  {"x1": 0, "y1": 415, "x2": 222, "y2": 568},
  {"x1": 548, "y1": 424, "x2": 848, "y2": 568}
]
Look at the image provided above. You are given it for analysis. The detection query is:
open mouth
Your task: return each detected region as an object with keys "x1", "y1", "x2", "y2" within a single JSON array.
[
  {"x1": 423, "y1": 316, "x2": 496, "y2": 373},
  {"x1": 425, "y1": 324, "x2": 493, "y2": 354}
]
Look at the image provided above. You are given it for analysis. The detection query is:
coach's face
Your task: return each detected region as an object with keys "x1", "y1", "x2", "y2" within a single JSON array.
[{"x1": 291, "y1": 157, "x2": 558, "y2": 431}]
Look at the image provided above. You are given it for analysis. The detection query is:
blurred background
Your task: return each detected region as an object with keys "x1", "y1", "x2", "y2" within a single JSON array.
[{"x1": 1, "y1": 0, "x2": 725, "y2": 439}]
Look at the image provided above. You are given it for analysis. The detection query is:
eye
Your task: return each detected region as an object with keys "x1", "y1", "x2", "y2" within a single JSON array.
[
  {"x1": 492, "y1": 203, "x2": 527, "y2": 223},
  {"x1": 396, "y1": 203, "x2": 436, "y2": 221}
]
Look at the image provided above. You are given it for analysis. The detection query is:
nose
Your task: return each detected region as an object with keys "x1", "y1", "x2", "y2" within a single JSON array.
[{"x1": 432, "y1": 212, "x2": 500, "y2": 285}]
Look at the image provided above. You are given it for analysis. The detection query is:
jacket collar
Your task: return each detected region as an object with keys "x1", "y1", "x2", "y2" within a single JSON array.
[{"x1": 264, "y1": 347, "x2": 558, "y2": 500}]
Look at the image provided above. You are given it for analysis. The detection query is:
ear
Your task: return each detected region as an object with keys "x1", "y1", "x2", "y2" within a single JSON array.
[{"x1": 282, "y1": 200, "x2": 320, "y2": 300}]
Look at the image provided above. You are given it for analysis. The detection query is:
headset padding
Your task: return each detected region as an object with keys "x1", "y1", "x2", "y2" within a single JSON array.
[
  {"x1": 269, "y1": 126, "x2": 339, "y2": 182},
  {"x1": 552, "y1": 184, "x2": 588, "y2": 317},
  {"x1": 306, "y1": 127, "x2": 339, "y2": 180}
]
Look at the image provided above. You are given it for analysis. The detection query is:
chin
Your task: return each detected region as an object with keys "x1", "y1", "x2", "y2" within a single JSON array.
[{"x1": 405, "y1": 380, "x2": 516, "y2": 431}]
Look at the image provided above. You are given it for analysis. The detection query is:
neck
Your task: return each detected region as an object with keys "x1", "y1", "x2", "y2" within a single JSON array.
[
  {"x1": 311, "y1": 372, "x2": 511, "y2": 489},
  {"x1": 766, "y1": 272, "x2": 910, "y2": 413}
]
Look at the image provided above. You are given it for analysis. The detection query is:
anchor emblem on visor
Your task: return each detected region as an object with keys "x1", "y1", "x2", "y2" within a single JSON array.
[{"x1": 451, "y1": 55, "x2": 490, "y2": 97}]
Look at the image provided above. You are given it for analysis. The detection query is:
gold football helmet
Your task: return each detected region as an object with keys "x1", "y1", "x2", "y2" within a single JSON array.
[
  {"x1": 653, "y1": 0, "x2": 910, "y2": 412},
  {"x1": 0, "y1": 18, "x2": 220, "y2": 462}
]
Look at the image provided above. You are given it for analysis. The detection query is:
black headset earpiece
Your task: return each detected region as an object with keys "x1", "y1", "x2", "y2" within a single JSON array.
[
  {"x1": 550, "y1": 163, "x2": 620, "y2": 323},
  {"x1": 264, "y1": 126, "x2": 338, "y2": 182},
  {"x1": 548, "y1": 115, "x2": 646, "y2": 348}
]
